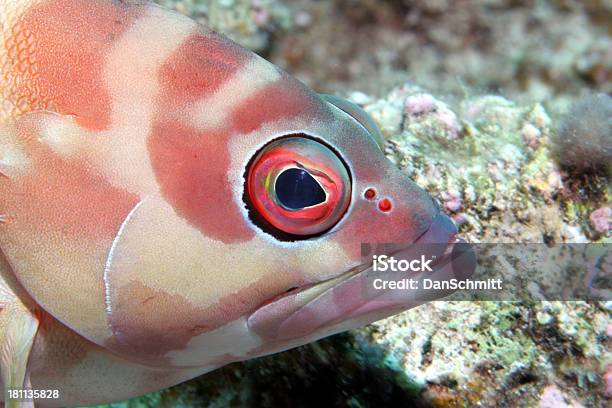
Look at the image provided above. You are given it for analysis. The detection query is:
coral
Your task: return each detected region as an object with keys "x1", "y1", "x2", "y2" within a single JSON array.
[
  {"x1": 369, "y1": 301, "x2": 609, "y2": 407},
  {"x1": 552, "y1": 93, "x2": 612, "y2": 177},
  {"x1": 154, "y1": 1, "x2": 610, "y2": 101},
  {"x1": 590, "y1": 207, "x2": 612, "y2": 236},
  {"x1": 539, "y1": 385, "x2": 585, "y2": 408},
  {"x1": 368, "y1": 84, "x2": 569, "y2": 244},
  {"x1": 154, "y1": 0, "x2": 293, "y2": 52},
  {"x1": 265, "y1": 1, "x2": 611, "y2": 100},
  {"x1": 605, "y1": 364, "x2": 612, "y2": 398},
  {"x1": 403, "y1": 93, "x2": 460, "y2": 141}
]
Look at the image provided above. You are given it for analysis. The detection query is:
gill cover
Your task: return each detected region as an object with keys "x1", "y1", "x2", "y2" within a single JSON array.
[{"x1": 320, "y1": 94, "x2": 385, "y2": 151}]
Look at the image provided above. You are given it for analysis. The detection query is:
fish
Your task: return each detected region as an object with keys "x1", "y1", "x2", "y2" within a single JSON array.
[{"x1": 0, "y1": 0, "x2": 472, "y2": 406}]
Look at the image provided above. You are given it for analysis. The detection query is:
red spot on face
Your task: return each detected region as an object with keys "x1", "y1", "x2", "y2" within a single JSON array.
[
  {"x1": 15, "y1": 0, "x2": 143, "y2": 130},
  {"x1": 159, "y1": 32, "x2": 248, "y2": 102},
  {"x1": 148, "y1": 119, "x2": 255, "y2": 243},
  {"x1": 364, "y1": 188, "x2": 376, "y2": 200},
  {"x1": 378, "y1": 198, "x2": 392, "y2": 212},
  {"x1": 329, "y1": 166, "x2": 437, "y2": 260}
]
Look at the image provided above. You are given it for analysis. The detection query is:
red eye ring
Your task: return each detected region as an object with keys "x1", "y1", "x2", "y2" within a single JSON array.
[{"x1": 246, "y1": 137, "x2": 351, "y2": 237}]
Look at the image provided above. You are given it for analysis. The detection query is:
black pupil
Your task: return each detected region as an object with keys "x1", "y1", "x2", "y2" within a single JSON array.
[{"x1": 275, "y1": 168, "x2": 326, "y2": 210}]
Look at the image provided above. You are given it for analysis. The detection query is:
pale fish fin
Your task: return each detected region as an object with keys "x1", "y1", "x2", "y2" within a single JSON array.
[{"x1": 0, "y1": 303, "x2": 39, "y2": 408}]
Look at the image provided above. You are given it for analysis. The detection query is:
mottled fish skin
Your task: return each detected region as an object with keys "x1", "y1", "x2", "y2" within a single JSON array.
[{"x1": 0, "y1": 0, "x2": 452, "y2": 405}]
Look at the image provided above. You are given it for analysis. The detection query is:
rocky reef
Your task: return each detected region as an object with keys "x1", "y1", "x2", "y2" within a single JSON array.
[
  {"x1": 267, "y1": 0, "x2": 611, "y2": 101},
  {"x1": 100, "y1": 1, "x2": 611, "y2": 407},
  {"x1": 155, "y1": 0, "x2": 293, "y2": 53}
]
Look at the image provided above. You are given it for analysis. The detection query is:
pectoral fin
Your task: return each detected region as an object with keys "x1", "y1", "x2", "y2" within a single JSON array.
[{"x1": 0, "y1": 302, "x2": 38, "y2": 408}]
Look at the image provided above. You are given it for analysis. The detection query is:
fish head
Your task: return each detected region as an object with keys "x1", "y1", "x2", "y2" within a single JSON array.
[
  {"x1": 235, "y1": 91, "x2": 473, "y2": 359},
  {"x1": 104, "y1": 58, "x2": 473, "y2": 367}
]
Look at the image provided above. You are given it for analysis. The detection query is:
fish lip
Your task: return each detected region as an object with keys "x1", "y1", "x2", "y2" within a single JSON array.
[{"x1": 247, "y1": 212, "x2": 473, "y2": 341}]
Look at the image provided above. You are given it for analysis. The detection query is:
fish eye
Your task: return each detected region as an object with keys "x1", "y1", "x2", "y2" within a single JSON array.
[
  {"x1": 246, "y1": 136, "x2": 351, "y2": 237},
  {"x1": 275, "y1": 168, "x2": 327, "y2": 210}
]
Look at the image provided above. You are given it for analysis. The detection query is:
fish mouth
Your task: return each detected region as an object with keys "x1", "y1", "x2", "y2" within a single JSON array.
[{"x1": 247, "y1": 212, "x2": 476, "y2": 341}]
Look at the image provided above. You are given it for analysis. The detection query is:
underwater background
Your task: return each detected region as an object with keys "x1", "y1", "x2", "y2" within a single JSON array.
[{"x1": 95, "y1": 1, "x2": 610, "y2": 407}]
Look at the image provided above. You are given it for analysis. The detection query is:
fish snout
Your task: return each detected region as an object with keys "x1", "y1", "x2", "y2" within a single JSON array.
[{"x1": 247, "y1": 210, "x2": 475, "y2": 343}]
